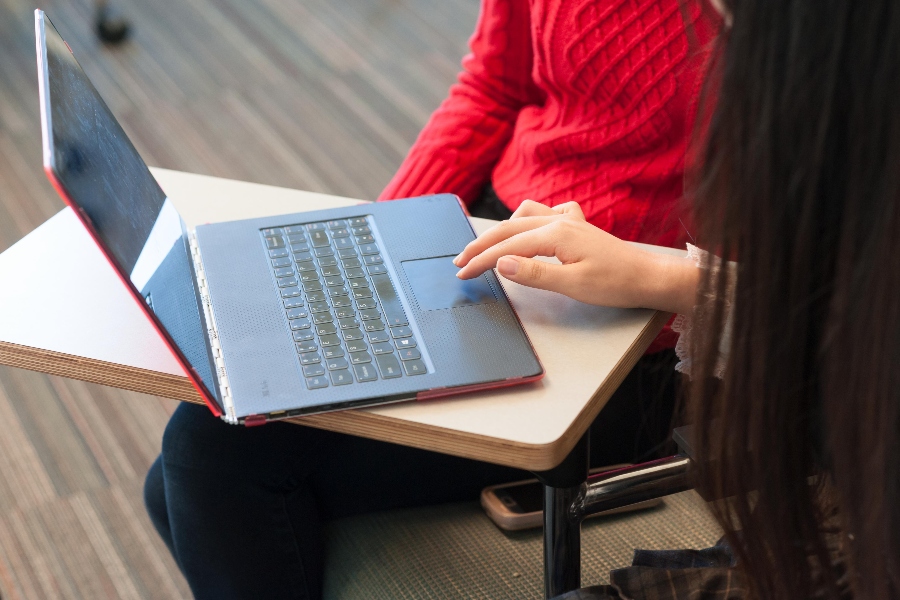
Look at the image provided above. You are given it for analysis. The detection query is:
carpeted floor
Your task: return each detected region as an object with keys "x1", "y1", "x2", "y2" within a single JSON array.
[{"x1": 0, "y1": 0, "x2": 475, "y2": 596}]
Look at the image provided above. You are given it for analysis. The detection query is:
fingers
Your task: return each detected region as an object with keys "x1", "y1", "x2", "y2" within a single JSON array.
[
  {"x1": 454, "y1": 216, "x2": 560, "y2": 267},
  {"x1": 553, "y1": 201, "x2": 585, "y2": 220},
  {"x1": 495, "y1": 256, "x2": 571, "y2": 294},
  {"x1": 510, "y1": 199, "x2": 556, "y2": 218},
  {"x1": 456, "y1": 224, "x2": 565, "y2": 279}
]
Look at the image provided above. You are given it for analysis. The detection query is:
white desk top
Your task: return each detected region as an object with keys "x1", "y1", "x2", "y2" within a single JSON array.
[{"x1": 0, "y1": 169, "x2": 677, "y2": 470}]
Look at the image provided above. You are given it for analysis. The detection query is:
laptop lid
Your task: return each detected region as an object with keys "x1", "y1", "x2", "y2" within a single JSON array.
[{"x1": 34, "y1": 10, "x2": 223, "y2": 415}]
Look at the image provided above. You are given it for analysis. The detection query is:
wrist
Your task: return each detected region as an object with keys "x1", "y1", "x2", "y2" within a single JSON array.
[{"x1": 636, "y1": 251, "x2": 700, "y2": 315}]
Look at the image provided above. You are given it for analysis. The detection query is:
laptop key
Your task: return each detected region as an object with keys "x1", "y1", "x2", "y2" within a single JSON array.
[
  {"x1": 368, "y1": 330, "x2": 390, "y2": 344},
  {"x1": 325, "y1": 276, "x2": 345, "y2": 287},
  {"x1": 296, "y1": 341, "x2": 317, "y2": 353},
  {"x1": 391, "y1": 326, "x2": 413, "y2": 338},
  {"x1": 322, "y1": 346, "x2": 344, "y2": 359},
  {"x1": 345, "y1": 267, "x2": 366, "y2": 279},
  {"x1": 293, "y1": 251, "x2": 314, "y2": 262},
  {"x1": 352, "y1": 288, "x2": 373, "y2": 299},
  {"x1": 269, "y1": 248, "x2": 289, "y2": 259},
  {"x1": 272, "y1": 257, "x2": 291, "y2": 268},
  {"x1": 278, "y1": 277, "x2": 299, "y2": 288},
  {"x1": 338, "y1": 317, "x2": 359, "y2": 330},
  {"x1": 342, "y1": 257, "x2": 362, "y2": 268},
  {"x1": 349, "y1": 351, "x2": 372, "y2": 365},
  {"x1": 307, "y1": 291, "x2": 327, "y2": 302},
  {"x1": 284, "y1": 225, "x2": 305, "y2": 234},
  {"x1": 287, "y1": 308, "x2": 310, "y2": 320},
  {"x1": 316, "y1": 322, "x2": 337, "y2": 336},
  {"x1": 371, "y1": 342, "x2": 394, "y2": 355},
  {"x1": 332, "y1": 228, "x2": 350, "y2": 238},
  {"x1": 281, "y1": 286, "x2": 301, "y2": 298},
  {"x1": 300, "y1": 271, "x2": 319, "y2": 282},
  {"x1": 321, "y1": 265, "x2": 342, "y2": 277},
  {"x1": 293, "y1": 330, "x2": 315, "y2": 342},
  {"x1": 359, "y1": 243, "x2": 379, "y2": 256},
  {"x1": 351, "y1": 225, "x2": 371, "y2": 236},
  {"x1": 309, "y1": 301, "x2": 330, "y2": 313},
  {"x1": 353, "y1": 363, "x2": 378, "y2": 382},
  {"x1": 290, "y1": 317, "x2": 311, "y2": 332},
  {"x1": 348, "y1": 279, "x2": 369, "y2": 290},
  {"x1": 318, "y1": 256, "x2": 338, "y2": 267},
  {"x1": 326, "y1": 357, "x2": 349, "y2": 371},
  {"x1": 284, "y1": 296, "x2": 305, "y2": 309},
  {"x1": 356, "y1": 298, "x2": 378, "y2": 310},
  {"x1": 398, "y1": 348, "x2": 421, "y2": 361},
  {"x1": 346, "y1": 340, "x2": 367, "y2": 353},
  {"x1": 356, "y1": 235, "x2": 375, "y2": 244},
  {"x1": 303, "y1": 364, "x2": 325, "y2": 377},
  {"x1": 313, "y1": 312, "x2": 333, "y2": 325},
  {"x1": 303, "y1": 280, "x2": 323, "y2": 293},
  {"x1": 290, "y1": 243, "x2": 310, "y2": 253},
  {"x1": 300, "y1": 352, "x2": 321, "y2": 365},
  {"x1": 334, "y1": 237, "x2": 354, "y2": 250},
  {"x1": 314, "y1": 246, "x2": 335, "y2": 258},
  {"x1": 359, "y1": 308, "x2": 382, "y2": 321},
  {"x1": 262, "y1": 227, "x2": 284, "y2": 236},
  {"x1": 306, "y1": 223, "x2": 327, "y2": 231},
  {"x1": 402, "y1": 359, "x2": 427, "y2": 376},
  {"x1": 265, "y1": 236, "x2": 285, "y2": 249},
  {"x1": 329, "y1": 286, "x2": 350, "y2": 297},
  {"x1": 349, "y1": 217, "x2": 368, "y2": 227},
  {"x1": 310, "y1": 230, "x2": 330, "y2": 247},
  {"x1": 327, "y1": 220, "x2": 347, "y2": 229},
  {"x1": 330, "y1": 369, "x2": 353, "y2": 386},
  {"x1": 306, "y1": 375, "x2": 329, "y2": 389},
  {"x1": 364, "y1": 319, "x2": 385, "y2": 332},
  {"x1": 296, "y1": 261, "x2": 317, "y2": 272},
  {"x1": 342, "y1": 328, "x2": 365, "y2": 341},
  {"x1": 367, "y1": 264, "x2": 387, "y2": 275},
  {"x1": 363, "y1": 255, "x2": 383, "y2": 266},
  {"x1": 332, "y1": 296, "x2": 353, "y2": 307},
  {"x1": 375, "y1": 353, "x2": 403, "y2": 379},
  {"x1": 275, "y1": 266, "x2": 294, "y2": 278},
  {"x1": 370, "y1": 274, "x2": 409, "y2": 326},
  {"x1": 395, "y1": 336, "x2": 417, "y2": 349},
  {"x1": 287, "y1": 232, "x2": 306, "y2": 243},
  {"x1": 319, "y1": 334, "x2": 342, "y2": 347}
]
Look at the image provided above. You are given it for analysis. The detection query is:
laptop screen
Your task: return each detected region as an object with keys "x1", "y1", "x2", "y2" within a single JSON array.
[{"x1": 36, "y1": 12, "x2": 221, "y2": 409}]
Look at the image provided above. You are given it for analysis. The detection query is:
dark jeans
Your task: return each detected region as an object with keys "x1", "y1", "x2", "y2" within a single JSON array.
[
  {"x1": 143, "y1": 186, "x2": 681, "y2": 599},
  {"x1": 145, "y1": 351, "x2": 678, "y2": 600}
]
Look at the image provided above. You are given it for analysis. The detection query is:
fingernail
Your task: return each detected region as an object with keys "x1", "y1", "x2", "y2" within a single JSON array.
[
  {"x1": 497, "y1": 256, "x2": 519, "y2": 277},
  {"x1": 452, "y1": 255, "x2": 460, "y2": 265}
]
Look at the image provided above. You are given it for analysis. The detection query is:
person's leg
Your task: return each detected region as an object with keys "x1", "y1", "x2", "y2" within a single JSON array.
[{"x1": 144, "y1": 402, "x2": 529, "y2": 600}]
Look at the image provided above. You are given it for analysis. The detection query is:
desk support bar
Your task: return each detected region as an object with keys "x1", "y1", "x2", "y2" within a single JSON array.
[{"x1": 534, "y1": 434, "x2": 694, "y2": 599}]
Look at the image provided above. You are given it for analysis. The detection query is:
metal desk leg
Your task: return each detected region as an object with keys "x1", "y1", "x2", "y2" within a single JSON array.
[{"x1": 534, "y1": 433, "x2": 589, "y2": 599}]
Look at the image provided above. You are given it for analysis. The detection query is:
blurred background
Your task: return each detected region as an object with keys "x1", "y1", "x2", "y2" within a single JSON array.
[{"x1": 0, "y1": 0, "x2": 475, "y2": 596}]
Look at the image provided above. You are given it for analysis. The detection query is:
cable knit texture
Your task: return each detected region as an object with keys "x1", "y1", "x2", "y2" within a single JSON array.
[{"x1": 380, "y1": 0, "x2": 717, "y2": 352}]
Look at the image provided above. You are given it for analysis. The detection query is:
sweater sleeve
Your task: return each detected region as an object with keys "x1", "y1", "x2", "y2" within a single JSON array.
[{"x1": 378, "y1": 0, "x2": 541, "y2": 205}]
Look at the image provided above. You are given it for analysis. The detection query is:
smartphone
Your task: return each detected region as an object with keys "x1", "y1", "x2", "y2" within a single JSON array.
[{"x1": 480, "y1": 465, "x2": 662, "y2": 531}]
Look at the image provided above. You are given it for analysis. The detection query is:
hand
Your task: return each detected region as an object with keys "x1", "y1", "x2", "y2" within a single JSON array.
[{"x1": 454, "y1": 200, "x2": 698, "y2": 314}]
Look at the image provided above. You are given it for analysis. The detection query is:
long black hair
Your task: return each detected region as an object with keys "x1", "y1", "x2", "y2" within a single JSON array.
[{"x1": 689, "y1": 1, "x2": 900, "y2": 598}]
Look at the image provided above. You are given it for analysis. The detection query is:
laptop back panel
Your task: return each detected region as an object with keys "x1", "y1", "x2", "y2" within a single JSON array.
[{"x1": 35, "y1": 11, "x2": 223, "y2": 413}]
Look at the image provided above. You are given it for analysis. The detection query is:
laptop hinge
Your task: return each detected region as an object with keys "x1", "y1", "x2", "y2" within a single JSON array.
[{"x1": 189, "y1": 230, "x2": 238, "y2": 424}]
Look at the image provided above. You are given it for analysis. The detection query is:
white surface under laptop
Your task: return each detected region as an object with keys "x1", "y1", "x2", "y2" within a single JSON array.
[{"x1": 0, "y1": 168, "x2": 682, "y2": 447}]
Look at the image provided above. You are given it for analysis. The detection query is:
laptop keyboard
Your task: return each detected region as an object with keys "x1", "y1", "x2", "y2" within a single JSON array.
[{"x1": 261, "y1": 217, "x2": 427, "y2": 390}]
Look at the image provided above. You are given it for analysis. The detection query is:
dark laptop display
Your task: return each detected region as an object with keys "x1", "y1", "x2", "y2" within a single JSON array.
[{"x1": 37, "y1": 15, "x2": 221, "y2": 411}]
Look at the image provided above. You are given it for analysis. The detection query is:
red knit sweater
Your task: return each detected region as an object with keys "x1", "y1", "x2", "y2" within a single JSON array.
[{"x1": 380, "y1": 0, "x2": 717, "y2": 351}]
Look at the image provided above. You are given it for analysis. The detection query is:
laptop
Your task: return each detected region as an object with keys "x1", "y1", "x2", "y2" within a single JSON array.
[{"x1": 34, "y1": 10, "x2": 543, "y2": 425}]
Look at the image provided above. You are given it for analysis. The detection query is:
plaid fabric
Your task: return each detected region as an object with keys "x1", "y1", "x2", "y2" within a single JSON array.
[{"x1": 554, "y1": 538, "x2": 749, "y2": 600}]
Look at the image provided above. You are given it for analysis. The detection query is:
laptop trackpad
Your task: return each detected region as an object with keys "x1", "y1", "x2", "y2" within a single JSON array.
[{"x1": 402, "y1": 256, "x2": 498, "y2": 311}]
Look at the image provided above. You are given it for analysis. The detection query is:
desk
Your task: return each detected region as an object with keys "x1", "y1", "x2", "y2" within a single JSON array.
[{"x1": 0, "y1": 168, "x2": 679, "y2": 597}]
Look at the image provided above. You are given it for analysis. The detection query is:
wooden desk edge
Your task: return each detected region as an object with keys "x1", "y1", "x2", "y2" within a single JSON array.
[{"x1": 0, "y1": 311, "x2": 670, "y2": 472}]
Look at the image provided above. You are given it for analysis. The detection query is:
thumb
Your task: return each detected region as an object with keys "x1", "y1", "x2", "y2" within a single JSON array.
[{"x1": 496, "y1": 256, "x2": 567, "y2": 293}]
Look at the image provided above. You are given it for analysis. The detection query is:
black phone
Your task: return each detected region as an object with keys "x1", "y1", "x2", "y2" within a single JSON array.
[{"x1": 480, "y1": 465, "x2": 662, "y2": 531}]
